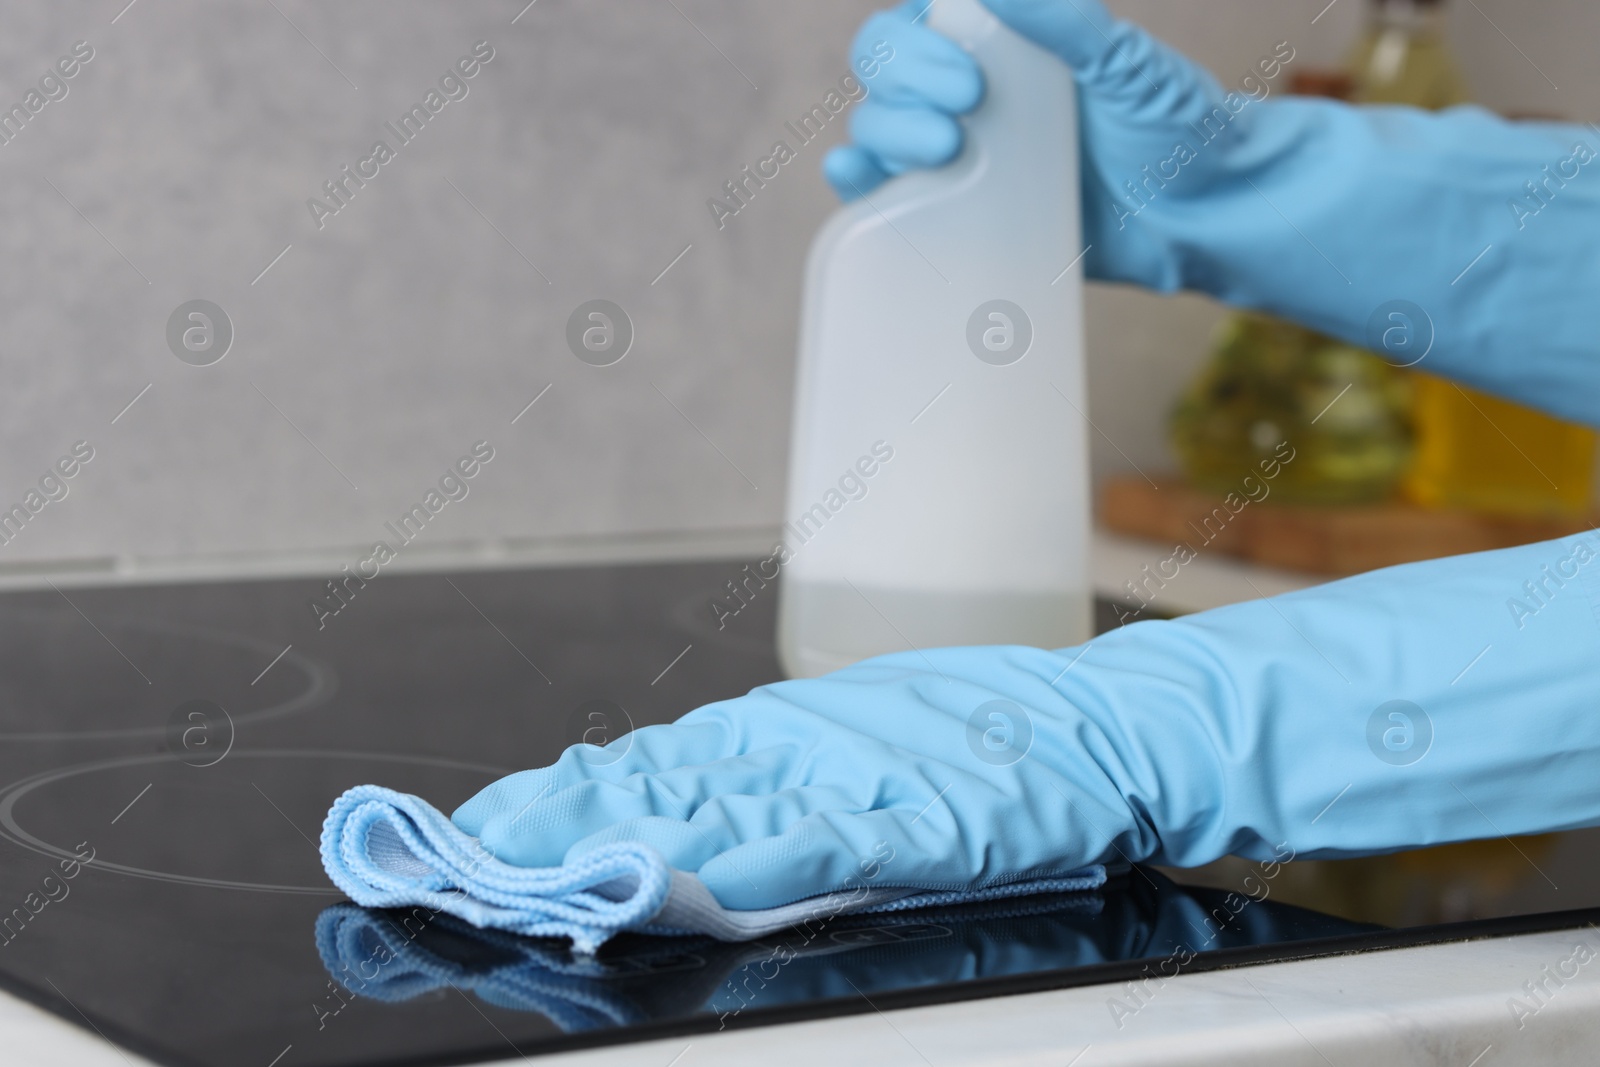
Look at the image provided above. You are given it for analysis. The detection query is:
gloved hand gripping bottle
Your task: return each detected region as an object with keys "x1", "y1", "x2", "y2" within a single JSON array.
[{"x1": 777, "y1": 0, "x2": 1091, "y2": 678}]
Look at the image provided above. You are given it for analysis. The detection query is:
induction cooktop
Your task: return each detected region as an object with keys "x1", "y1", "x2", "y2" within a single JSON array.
[{"x1": 1, "y1": 559, "x2": 1597, "y2": 1067}]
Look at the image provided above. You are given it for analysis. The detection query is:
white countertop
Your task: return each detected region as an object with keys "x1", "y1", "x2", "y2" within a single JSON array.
[{"x1": 1089, "y1": 528, "x2": 1321, "y2": 615}]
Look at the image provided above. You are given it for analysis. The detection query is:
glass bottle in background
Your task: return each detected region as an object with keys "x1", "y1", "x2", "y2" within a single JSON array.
[
  {"x1": 1348, "y1": 0, "x2": 1597, "y2": 517},
  {"x1": 1169, "y1": 75, "x2": 1414, "y2": 505},
  {"x1": 1169, "y1": 313, "x2": 1413, "y2": 504},
  {"x1": 1347, "y1": 0, "x2": 1467, "y2": 108}
]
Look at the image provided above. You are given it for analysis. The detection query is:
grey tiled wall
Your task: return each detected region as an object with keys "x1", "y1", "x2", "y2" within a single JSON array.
[
  {"x1": 0, "y1": 0, "x2": 1588, "y2": 571},
  {"x1": 0, "y1": 0, "x2": 878, "y2": 569}
]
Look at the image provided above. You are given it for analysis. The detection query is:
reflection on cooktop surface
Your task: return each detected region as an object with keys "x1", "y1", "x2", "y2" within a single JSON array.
[
  {"x1": 0, "y1": 563, "x2": 1594, "y2": 1067},
  {"x1": 308, "y1": 873, "x2": 1369, "y2": 1050}
]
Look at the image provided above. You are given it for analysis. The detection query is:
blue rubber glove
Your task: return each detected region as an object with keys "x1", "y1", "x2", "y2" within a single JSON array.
[
  {"x1": 454, "y1": 534, "x2": 1600, "y2": 911},
  {"x1": 828, "y1": 0, "x2": 1600, "y2": 427}
]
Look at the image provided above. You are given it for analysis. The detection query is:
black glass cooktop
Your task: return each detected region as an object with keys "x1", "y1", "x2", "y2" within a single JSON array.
[{"x1": 1, "y1": 560, "x2": 1597, "y2": 1067}]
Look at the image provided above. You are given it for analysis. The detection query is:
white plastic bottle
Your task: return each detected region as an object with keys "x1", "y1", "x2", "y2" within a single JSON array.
[{"x1": 776, "y1": 0, "x2": 1092, "y2": 678}]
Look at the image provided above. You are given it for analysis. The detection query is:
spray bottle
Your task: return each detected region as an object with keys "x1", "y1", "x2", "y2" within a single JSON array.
[{"x1": 777, "y1": 0, "x2": 1092, "y2": 678}]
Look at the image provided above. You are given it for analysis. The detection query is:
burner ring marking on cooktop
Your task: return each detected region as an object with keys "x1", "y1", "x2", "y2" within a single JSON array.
[
  {"x1": 0, "y1": 613, "x2": 336, "y2": 741},
  {"x1": 0, "y1": 749, "x2": 511, "y2": 893}
]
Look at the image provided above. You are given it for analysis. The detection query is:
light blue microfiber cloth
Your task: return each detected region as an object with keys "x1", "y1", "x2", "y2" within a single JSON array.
[{"x1": 321, "y1": 785, "x2": 1106, "y2": 954}]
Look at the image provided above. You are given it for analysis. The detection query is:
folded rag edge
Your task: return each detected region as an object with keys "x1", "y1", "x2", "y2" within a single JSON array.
[
  {"x1": 321, "y1": 784, "x2": 1106, "y2": 954},
  {"x1": 643, "y1": 868, "x2": 1106, "y2": 942}
]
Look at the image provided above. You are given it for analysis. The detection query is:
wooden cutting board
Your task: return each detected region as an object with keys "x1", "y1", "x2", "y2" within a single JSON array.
[{"x1": 1098, "y1": 474, "x2": 1598, "y2": 577}]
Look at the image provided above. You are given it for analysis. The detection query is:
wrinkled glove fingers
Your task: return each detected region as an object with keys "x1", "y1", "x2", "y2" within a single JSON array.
[
  {"x1": 558, "y1": 784, "x2": 867, "y2": 872},
  {"x1": 451, "y1": 719, "x2": 745, "y2": 835},
  {"x1": 856, "y1": 8, "x2": 983, "y2": 111},
  {"x1": 827, "y1": 2, "x2": 983, "y2": 199},
  {"x1": 849, "y1": 100, "x2": 966, "y2": 171},
  {"x1": 472, "y1": 748, "x2": 816, "y2": 867},
  {"x1": 823, "y1": 145, "x2": 895, "y2": 200},
  {"x1": 450, "y1": 765, "x2": 561, "y2": 836},
  {"x1": 696, "y1": 805, "x2": 967, "y2": 910}
]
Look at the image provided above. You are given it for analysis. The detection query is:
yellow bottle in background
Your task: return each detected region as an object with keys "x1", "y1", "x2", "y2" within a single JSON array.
[
  {"x1": 1403, "y1": 376, "x2": 1596, "y2": 514},
  {"x1": 1349, "y1": 0, "x2": 1596, "y2": 517}
]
